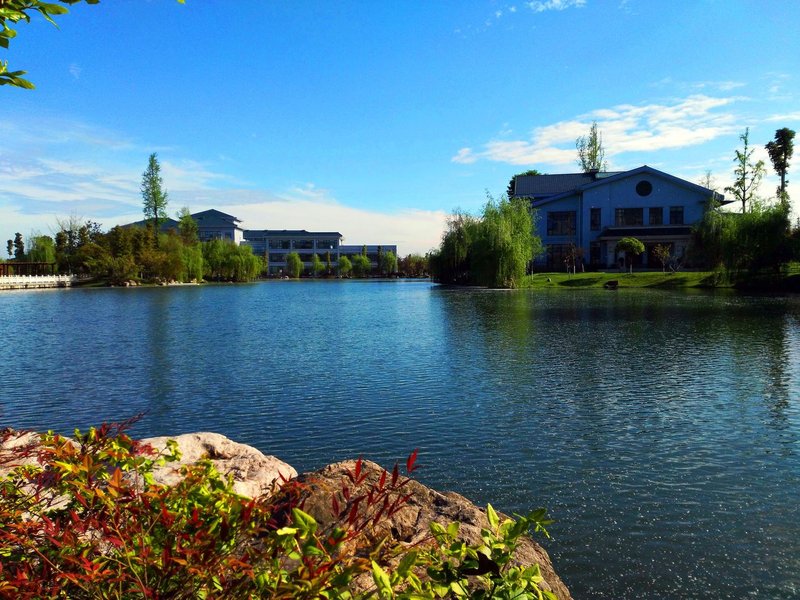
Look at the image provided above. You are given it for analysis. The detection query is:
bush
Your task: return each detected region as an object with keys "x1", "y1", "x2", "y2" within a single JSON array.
[{"x1": 0, "y1": 421, "x2": 557, "y2": 599}]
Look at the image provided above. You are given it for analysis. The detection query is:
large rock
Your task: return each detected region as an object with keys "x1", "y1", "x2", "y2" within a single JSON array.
[
  {"x1": 141, "y1": 432, "x2": 297, "y2": 498},
  {"x1": 293, "y1": 459, "x2": 572, "y2": 600}
]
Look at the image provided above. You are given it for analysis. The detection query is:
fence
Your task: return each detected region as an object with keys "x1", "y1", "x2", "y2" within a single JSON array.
[{"x1": 0, "y1": 274, "x2": 76, "y2": 290}]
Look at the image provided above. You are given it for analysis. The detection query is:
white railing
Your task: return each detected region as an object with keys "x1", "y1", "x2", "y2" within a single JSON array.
[{"x1": 0, "y1": 274, "x2": 76, "y2": 289}]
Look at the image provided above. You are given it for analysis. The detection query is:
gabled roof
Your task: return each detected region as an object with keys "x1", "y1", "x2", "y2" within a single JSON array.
[
  {"x1": 516, "y1": 165, "x2": 728, "y2": 208},
  {"x1": 514, "y1": 172, "x2": 612, "y2": 197},
  {"x1": 120, "y1": 217, "x2": 179, "y2": 231},
  {"x1": 191, "y1": 209, "x2": 243, "y2": 229}
]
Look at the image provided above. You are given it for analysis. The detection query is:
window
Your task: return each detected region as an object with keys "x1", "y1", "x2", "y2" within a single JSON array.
[
  {"x1": 546, "y1": 244, "x2": 571, "y2": 269},
  {"x1": 547, "y1": 211, "x2": 576, "y2": 236},
  {"x1": 615, "y1": 208, "x2": 643, "y2": 226},
  {"x1": 649, "y1": 207, "x2": 663, "y2": 225},
  {"x1": 636, "y1": 180, "x2": 653, "y2": 196},
  {"x1": 590, "y1": 208, "x2": 601, "y2": 231},
  {"x1": 669, "y1": 206, "x2": 684, "y2": 225},
  {"x1": 293, "y1": 240, "x2": 313, "y2": 249},
  {"x1": 269, "y1": 239, "x2": 290, "y2": 249},
  {"x1": 317, "y1": 239, "x2": 339, "y2": 250},
  {"x1": 590, "y1": 242, "x2": 601, "y2": 265}
]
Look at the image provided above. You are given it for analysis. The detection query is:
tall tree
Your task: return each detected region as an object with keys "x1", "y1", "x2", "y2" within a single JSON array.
[
  {"x1": 13, "y1": 232, "x2": 25, "y2": 260},
  {"x1": 5, "y1": 239, "x2": 12, "y2": 258},
  {"x1": 507, "y1": 169, "x2": 542, "y2": 198},
  {"x1": 725, "y1": 128, "x2": 765, "y2": 213},
  {"x1": 765, "y1": 127, "x2": 795, "y2": 203},
  {"x1": 177, "y1": 206, "x2": 199, "y2": 245},
  {"x1": 576, "y1": 121, "x2": 607, "y2": 172},
  {"x1": 141, "y1": 153, "x2": 169, "y2": 246}
]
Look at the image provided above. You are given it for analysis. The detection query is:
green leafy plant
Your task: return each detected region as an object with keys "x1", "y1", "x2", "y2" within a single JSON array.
[{"x1": 0, "y1": 420, "x2": 558, "y2": 599}]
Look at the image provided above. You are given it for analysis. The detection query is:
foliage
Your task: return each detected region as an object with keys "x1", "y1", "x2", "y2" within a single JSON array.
[
  {"x1": 285, "y1": 251, "x2": 303, "y2": 278},
  {"x1": 379, "y1": 250, "x2": 398, "y2": 276},
  {"x1": 398, "y1": 253, "x2": 428, "y2": 277},
  {"x1": 27, "y1": 234, "x2": 56, "y2": 263},
  {"x1": 765, "y1": 127, "x2": 795, "y2": 202},
  {"x1": 12, "y1": 232, "x2": 24, "y2": 259},
  {"x1": 690, "y1": 202, "x2": 794, "y2": 273},
  {"x1": 338, "y1": 254, "x2": 352, "y2": 277},
  {"x1": 177, "y1": 207, "x2": 199, "y2": 245},
  {"x1": 576, "y1": 121, "x2": 607, "y2": 172},
  {"x1": 651, "y1": 243, "x2": 672, "y2": 273},
  {"x1": 615, "y1": 237, "x2": 644, "y2": 273},
  {"x1": 0, "y1": 0, "x2": 98, "y2": 89},
  {"x1": 506, "y1": 169, "x2": 542, "y2": 198},
  {"x1": 141, "y1": 153, "x2": 169, "y2": 247},
  {"x1": 430, "y1": 195, "x2": 541, "y2": 288},
  {"x1": 5, "y1": 239, "x2": 11, "y2": 258},
  {"x1": 201, "y1": 239, "x2": 260, "y2": 282},
  {"x1": 0, "y1": 421, "x2": 557, "y2": 600},
  {"x1": 311, "y1": 253, "x2": 325, "y2": 277},
  {"x1": 725, "y1": 128, "x2": 765, "y2": 213},
  {"x1": 350, "y1": 254, "x2": 372, "y2": 278}
]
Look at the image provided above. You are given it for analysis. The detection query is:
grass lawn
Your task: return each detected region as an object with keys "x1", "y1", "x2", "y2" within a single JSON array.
[{"x1": 520, "y1": 270, "x2": 730, "y2": 289}]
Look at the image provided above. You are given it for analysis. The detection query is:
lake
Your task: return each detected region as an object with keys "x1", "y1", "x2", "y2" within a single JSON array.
[{"x1": 1, "y1": 280, "x2": 798, "y2": 599}]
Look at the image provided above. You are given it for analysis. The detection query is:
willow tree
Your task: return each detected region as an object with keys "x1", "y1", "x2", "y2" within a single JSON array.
[{"x1": 430, "y1": 195, "x2": 541, "y2": 288}]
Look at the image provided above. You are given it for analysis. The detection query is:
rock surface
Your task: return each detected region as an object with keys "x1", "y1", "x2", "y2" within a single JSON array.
[
  {"x1": 293, "y1": 459, "x2": 573, "y2": 600},
  {"x1": 141, "y1": 432, "x2": 297, "y2": 498}
]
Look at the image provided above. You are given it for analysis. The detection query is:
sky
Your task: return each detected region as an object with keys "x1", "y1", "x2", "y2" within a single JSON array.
[{"x1": 2, "y1": 0, "x2": 800, "y2": 255}]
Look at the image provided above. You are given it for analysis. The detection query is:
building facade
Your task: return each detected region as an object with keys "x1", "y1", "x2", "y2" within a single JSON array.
[
  {"x1": 243, "y1": 230, "x2": 343, "y2": 275},
  {"x1": 513, "y1": 165, "x2": 727, "y2": 270}
]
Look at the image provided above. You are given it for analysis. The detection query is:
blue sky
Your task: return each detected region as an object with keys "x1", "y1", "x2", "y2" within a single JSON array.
[{"x1": 2, "y1": 0, "x2": 799, "y2": 254}]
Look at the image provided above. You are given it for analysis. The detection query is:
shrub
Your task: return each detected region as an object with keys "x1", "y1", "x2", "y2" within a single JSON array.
[{"x1": 0, "y1": 421, "x2": 557, "y2": 599}]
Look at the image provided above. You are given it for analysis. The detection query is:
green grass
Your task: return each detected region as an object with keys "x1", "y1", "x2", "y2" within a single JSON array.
[{"x1": 520, "y1": 270, "x2": 731, "y2": 289}]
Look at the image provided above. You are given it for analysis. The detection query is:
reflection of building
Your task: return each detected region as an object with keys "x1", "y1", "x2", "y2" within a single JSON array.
[
  {"x1": 244, "y1": 230, "x2": 343, "y2": 276},
  {"x1": 339, "y1": 245, "x2": 399, "y2": 270},
  {"x1": 512, "y1": 165, "x2": 729, "y2": 270}
]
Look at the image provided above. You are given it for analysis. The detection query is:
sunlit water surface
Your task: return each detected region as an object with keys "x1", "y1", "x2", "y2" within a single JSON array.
[{"x1": 2, "y1": 280, "x2": 799, "y2": 599}]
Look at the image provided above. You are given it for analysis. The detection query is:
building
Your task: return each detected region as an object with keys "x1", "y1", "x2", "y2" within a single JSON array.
[
  {"x1": 243, "y1": 230, "x2": 343, "y2": 276},
  {"x1": 193, "y1": 209, "x2": 245, "y2": 244},
  {"x1": 513, "y1": 165, "x2": 728, "y2": 270}
]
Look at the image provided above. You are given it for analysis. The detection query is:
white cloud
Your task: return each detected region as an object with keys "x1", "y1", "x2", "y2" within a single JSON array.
[
  {"x1": 527, "y1": 0, "x2": 586, "y2": 13},
  {"x1": 452, "y1": 94, "x2": 740, "y2": 168},
  {"x1": 69, "y1": 63, "x2": 81, "y2": 80}
]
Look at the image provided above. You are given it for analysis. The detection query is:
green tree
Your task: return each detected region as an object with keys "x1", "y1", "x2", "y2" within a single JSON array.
[
  {"x1": 616, "y1": 237, "x2": 645, "y2": 273},
  {"x1": 285, "y1": 251, "x2": 303, "y2": 278},
  {"x1": 177, "y1": 206, "x2": 198, "y2": 245},
  {"x1": 13, "y1": 232, "x2": 24, "y2": 260},
  {"x1": 311, "y1": 253, "x2": 325, "y2": 277},
  {"x1": 325, "y1": 250, "x2": 332, "y2": 275},
  {"x1": 765, "y1": 127, "x2": 795, "y2": 203},
  {"x1": 379, "y1": 250, "x2": 398, "y2": 276},
  {"x1": 576, "y1": 121, "x2": 607, "y2": 172},
  {"x1": 338, "y1": 254, "x2": 352, "y2": 277},
  {"x1": 507, "y1": 169, "x2": 542, "y2": 198},
  {"x1": 141, "y1": 153, "x2": 169, "y2": 246},
  {"x1": 652, "y1": 243, "x2": 672, "y2": 273},
  {"x1": 725, "y1": 128, "x2": 765, "y2": 213},
  {"x1": 350, "y1": 254, "x2": 371, "y2": 278},
  {"x1": 5, "y1": 239, "x2": 12, "y2": 258},
  {"x1": 28, "y1": 234, "x2": 56, "y2": 263}
]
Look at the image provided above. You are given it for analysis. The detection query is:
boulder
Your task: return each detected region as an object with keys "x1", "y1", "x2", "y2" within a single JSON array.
[
  {"x1": 293, "y1": 459, "x2": 572, "y2": 599},
  {"x1": 141, "y1": 432, "x2": 297, "y2": 498}
]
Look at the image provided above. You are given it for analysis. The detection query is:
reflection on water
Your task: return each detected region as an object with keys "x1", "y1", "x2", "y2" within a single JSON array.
[{"x1": 1, "y1": 282, "x2": 799, "y2": 599}]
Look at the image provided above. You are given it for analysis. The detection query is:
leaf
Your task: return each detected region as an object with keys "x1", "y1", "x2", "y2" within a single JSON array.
[
  {"x1": 486, "y1": 503, "x2": 499, "y2": 530},
  {"x1": 406, "y1": 449, "x2": 418, "y2": 474},
  {"x1": 371, "y1": 560, "x2": 393, "y2": 598}
]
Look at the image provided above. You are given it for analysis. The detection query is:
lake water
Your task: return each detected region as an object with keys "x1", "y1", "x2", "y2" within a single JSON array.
[{"x1": 1, "y1": 280, "x2": 799, "y2": 599}]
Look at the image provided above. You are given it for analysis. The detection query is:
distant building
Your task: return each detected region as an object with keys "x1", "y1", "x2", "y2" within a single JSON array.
[
  {"x1": 243, "y1": 230, "x2": 343, "y2": 276},
  {"x1": 122, "y1": 209, "x2": 397, "y2": 275},
  {"x1": 512, "y1": 165, "x2": 728, "y2": 270}
]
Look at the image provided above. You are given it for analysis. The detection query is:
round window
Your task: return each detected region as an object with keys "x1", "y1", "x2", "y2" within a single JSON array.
[{"x1": 636, "y1": 180, "x2": 653, "y2": 196}]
